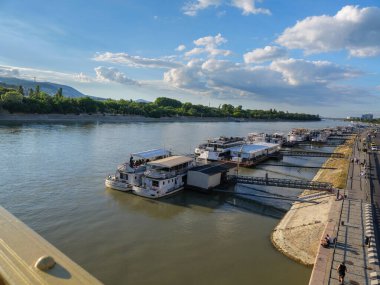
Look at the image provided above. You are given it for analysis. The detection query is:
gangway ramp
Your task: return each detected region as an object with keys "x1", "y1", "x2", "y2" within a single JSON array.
[
  {"x1": 280, "y1": 150, "x2": 345, "y2": 158},
  {"x1": 228, "y1": 175, "x2": 334, "y2": 191}
]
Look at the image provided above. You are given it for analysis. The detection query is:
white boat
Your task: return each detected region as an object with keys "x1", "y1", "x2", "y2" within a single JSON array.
[
  {"x1": 311, "y1": 132, "x2": 330, "y2": 142},
  {"x1": 196, "y1": 136, "x2": 245, "y2": 161},
  {"x1": 132, "y1": 155, "x2": 195, "y2": 199},
  {"x1": 229, "y1": 142, "x2": 280, "y2": 164},
  {"x1": 246, "y1": 132, "x2": 267, "y2": 143},
  {"x1": 287, "y1": 129, "x2": 309, "y2": 142},
  {"x1": 105, "y1": 149, "x2": 171, "y2": 192},
  {"x1": 247, "y1": 132, "x2": 285, "y2": 145}
]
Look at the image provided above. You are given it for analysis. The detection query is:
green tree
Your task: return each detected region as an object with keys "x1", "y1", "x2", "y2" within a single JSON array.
[
  {"x1": 35, "y1": 85, "x2": 40, "y2": 97},
  {"x1": 1, "y1": 90, "x2": 23, "y2": 104},
  {"x1": 155, "y1": 97, "x2": 182, "y2": 108},
  {"x1": 55, "y1": 87, "x2": 63, "y2": 98},
  {"x1": 18, "y1": 85, "x2": 24, "y2": 96},
  {"x1": 28, "y1": 88, "x2": 35, "y2": 97}
]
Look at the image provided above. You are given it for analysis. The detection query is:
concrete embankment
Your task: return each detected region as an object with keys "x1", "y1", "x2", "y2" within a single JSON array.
[{"x1": 271, "y1": 137, "x2": 355, "y2": 266}]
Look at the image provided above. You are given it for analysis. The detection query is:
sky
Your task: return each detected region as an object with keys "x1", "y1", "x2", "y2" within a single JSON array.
[{"x1": 0, "y1": 0, "x2": 379, "y2": 117}]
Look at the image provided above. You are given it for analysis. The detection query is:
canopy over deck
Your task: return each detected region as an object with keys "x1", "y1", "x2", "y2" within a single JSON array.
[
  {"x1": 132, "y1": 149, "x2": 170, "y2": 159},
  {"x1": 147, "y1": 156, "x2": 193, "y2": 168},
  {"x1": 229, "y1": 142, "x2": 279, "y2": 154}
]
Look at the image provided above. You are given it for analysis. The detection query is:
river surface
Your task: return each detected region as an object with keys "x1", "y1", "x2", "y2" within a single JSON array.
[{"x1": 0, "y1": 119, "x2": 346, "y2": 285}]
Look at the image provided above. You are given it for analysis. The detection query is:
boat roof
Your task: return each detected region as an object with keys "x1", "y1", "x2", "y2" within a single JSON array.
[
  {"x1": 190, "y1": 163, "x2": 235, "y2": 175},
  {"x1": 207, "y1": 136, "x2": 245, "y2": 144},
  {"x1": 229, "y1": 143, "x2": 279, "y2": 153},
  {"x1": 131, "y1": 149, "x2": 170, "y2": 159},
  {"x1": 147, "y1": 156, "x2": 193, "y2": 168}
]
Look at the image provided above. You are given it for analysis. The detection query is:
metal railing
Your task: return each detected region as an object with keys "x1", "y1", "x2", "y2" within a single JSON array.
[{"x1": 228, "y1": 175, "x2": 333, "y2": 191}]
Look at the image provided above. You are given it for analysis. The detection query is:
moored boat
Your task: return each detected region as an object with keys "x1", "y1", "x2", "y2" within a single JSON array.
[
  {"x1": 132, "y1": 155, "x2": 195, "y2": 199},
  {"x1": 105, "y1": 148, "x2": 171, "y2": 192},
  {"x1": 196, "y1": 136, "x2": 245, "y2": 161},
  {"x1": 287, "y1": 128, "x2": 309, "y2": 142}
]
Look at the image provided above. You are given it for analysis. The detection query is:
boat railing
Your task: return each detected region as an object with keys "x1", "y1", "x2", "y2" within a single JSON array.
[
  {"x1": 117, "y1": 163, "x2": 146, "y2": 172},
  {"x1": 144, "y1": 168, "x2": 189, "y2": 179},
  {"x1": 144, "y1": 170, "x2": 176, "y2": 179}
]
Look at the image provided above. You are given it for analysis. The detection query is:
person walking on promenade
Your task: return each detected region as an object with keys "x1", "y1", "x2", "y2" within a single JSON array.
[{"x1": 337, "y1": 262, "x2": 347, "y2": 284}]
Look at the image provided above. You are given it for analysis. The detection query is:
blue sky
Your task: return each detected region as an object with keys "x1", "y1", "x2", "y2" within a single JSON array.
[{"x1": 0, "y1": 0, "x2": 379, "y2": 117}]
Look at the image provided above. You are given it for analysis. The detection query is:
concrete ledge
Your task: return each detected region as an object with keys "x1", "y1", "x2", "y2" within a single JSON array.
[
  {"x1": 370, "y1": 272, "x2": 379, "y2": 279},
  {"x1": 0, "y1": 206, "x2": 103, "y2": 285},
  {"x1": 308, "y1": 201, "x2": 342, "y2": 285},
  {"x1": 369, "y1": 253, "x2": 378, "y2": 259}
]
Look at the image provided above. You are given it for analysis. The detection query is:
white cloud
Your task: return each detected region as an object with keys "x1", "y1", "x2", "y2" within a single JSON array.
[
  {"x1": 185, "y1": 33, "x2": 232, "y2": 58},
  {"x1": 94, "y1": 66, "x2": 139, "y2": 85},
  {"x1": 175, "y1": 44, "x2": 186, "y2": 51},
  {"x1": 277, "y1": 5, "x2": 380, "y2": 57},
  {"x1": 163, "y1": 57, "x2": 362, "y2": 105},
  {"x1": 93, "y1": 52, "x2": 181, "y2": 69},
  {"x1": 183, "y1": 0, "x2": 270, "y2": 16},
  {"x1": 163, "y1": 59, "x2": 207, "y2": 90},
  {"x1": 244, "y1": 46, "x2": 287, "y2": 63},
  {"x1": 231, "y1": 0, "x2": 271, "y2": 15},
  {"x1": 194, "y1": 33, "x2": 227, "y2": 48},
  {"x1": 183, "y1": 0, "x2": 221, "y2": 16},
  {"x1": 0, "y1": 65, "x2": 92, "y2": 84},
  {"x1": 74, "y1": 72, "x2": 92, "y2": 83},
  {"x1": 270, "y1": 58, "x2": 360, "y2": 85},
  {"x1": 0, "y1": 67, "x2": 20, "y2": 77}
]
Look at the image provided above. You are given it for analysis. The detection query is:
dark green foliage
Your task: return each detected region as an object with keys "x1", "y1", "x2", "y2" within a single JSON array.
[
  {"x1": 348, "y1": 117, "x2": 380, "y2": 124},
  {"x1": 155, "y1": 97, "x2": 182, "y2": 108},
  {"x1": 18, "y1": 85, "x2": 24, "y2": 96},
  {"x1": 55, "y1": 87, "x2": 63, "y2": 98},
  {"x1": 0, "y1": 86, "x2": 320, "y2": 120}
]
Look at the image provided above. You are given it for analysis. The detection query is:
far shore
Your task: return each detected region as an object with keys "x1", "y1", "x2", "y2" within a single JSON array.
[{"x1": 0, "y1": 113, "x2": 323, "y2": 123}]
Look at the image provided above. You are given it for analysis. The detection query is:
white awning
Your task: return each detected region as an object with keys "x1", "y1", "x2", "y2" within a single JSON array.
[{"x1": 132, "y1": 149, "x2": 170, "y2": 159}]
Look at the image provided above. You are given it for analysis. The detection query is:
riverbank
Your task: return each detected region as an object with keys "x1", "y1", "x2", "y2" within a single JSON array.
[
  {"x1": 0, "y1": 112, "x2": 322, "y2": 123},
  {"x1": 271, "y1": 136, "x2": 355, "y2": 266}
]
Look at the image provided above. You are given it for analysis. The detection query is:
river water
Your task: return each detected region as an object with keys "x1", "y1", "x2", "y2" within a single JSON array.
[{"x1": 0, "y1": 119, "x2": 346, "y2": 285}]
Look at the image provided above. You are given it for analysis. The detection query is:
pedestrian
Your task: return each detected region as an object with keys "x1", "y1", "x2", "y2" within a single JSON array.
[
  {"x1": 365, "y1": 236, "x2": 371, "y2": 248},
  {"x1": 336, "y1": 189, "x2": 340, "y2": 200},
  {"x1": 337, "y1": 262, "x2": 347, "y2": 284}
]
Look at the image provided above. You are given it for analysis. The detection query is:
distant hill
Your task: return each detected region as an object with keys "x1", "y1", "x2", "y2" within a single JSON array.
[
  {"x1": 0, "y1": 77, "x2": 95, "y2": 98},
  {"x1": 135, "y1": 99, "x2": 151, "y2": 104}
]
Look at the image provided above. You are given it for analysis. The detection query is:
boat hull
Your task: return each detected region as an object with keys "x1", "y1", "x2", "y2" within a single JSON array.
[
  {"x1": 105, "y1": 178, "x2": 132, "y2": 192},
  {"x1": 132, "y1": 186, "x2": 184, "y2": 199}
]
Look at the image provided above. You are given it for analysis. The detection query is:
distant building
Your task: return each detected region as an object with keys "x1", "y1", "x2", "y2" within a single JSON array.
[{"x1": 361, "y1": 114, "x2": 373, "y2": 120}]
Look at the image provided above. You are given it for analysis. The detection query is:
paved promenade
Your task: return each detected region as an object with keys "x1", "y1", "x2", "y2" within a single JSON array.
[{"x1": 310, "y1": 133, "x2": 379, "y2": 285}]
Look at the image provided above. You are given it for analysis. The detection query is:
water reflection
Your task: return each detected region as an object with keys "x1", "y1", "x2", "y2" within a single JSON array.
[{"x1": 0, "y1": 120, "x2": 349, "y2": 285}]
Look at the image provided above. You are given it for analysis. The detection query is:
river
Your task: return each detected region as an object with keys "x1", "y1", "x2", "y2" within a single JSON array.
[{"x1": 0, "y1": 119, "x2": 346, "y2": 284}]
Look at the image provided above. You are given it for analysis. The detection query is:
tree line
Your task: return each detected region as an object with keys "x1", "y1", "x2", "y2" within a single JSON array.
[
  {"x1": 348, "y1": 117, "x2": 380, "y2": 124},
  {"x1": 0, "y1": 85, "x2": 320, "y2": 121}
]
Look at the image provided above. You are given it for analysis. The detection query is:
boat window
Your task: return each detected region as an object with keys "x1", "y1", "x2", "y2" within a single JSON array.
[
  {"x1": 152, "y1": 180, "x2": 159, "y2": 187},
  {"x1": 163, "y1": 181, "x2": 165, "y2": 185}
]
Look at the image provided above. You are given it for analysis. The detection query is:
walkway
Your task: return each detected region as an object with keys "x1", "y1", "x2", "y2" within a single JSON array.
[
  {"x1": 309, "y1": 133, "x2": 379, "y2": 285},
  {"x1": 327, "y1": 135, "x2": 375, "y2": 285}
]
